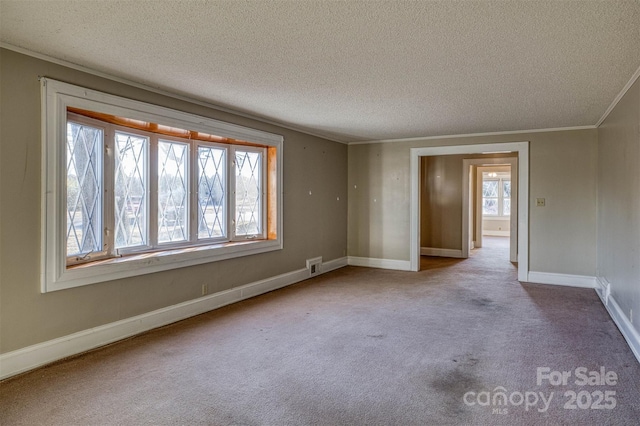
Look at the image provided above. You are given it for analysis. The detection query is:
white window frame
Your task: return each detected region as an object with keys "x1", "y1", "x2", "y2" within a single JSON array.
[
  {"x1": 230, "y1": 146, "x2": 267, "y2": 241},
  {"x1": 112, "y1": 127, "x2": 152, "y2": 254},
  {"x1": 155, "y1": 136, "x2": 191, "y2": 248},
  {"x1": 194, "y1": 141, "x2": 230, "y2": 243},
  {"x1": 65, "y1": 116, "x2": 110, "y2": 265},
  {"x1": 41, "y1": 78, "x2": 283, "y2": 292},
  {"x1": 482, "y1": 175, "x2": 511, "y2": 219}
]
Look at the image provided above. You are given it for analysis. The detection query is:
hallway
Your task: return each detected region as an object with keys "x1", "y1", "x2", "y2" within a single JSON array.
[{"x1": 421, "y1": 236, "x2": 514, "y2": 274}]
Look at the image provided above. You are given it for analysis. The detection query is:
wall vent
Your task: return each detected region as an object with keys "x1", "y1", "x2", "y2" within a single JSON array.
[{"x1": 306, "y1": 257, "x2": 322, "y2": 277}]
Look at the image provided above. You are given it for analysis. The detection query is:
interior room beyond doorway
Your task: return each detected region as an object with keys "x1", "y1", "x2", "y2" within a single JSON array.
[{"x1": 479, "y1": 166, "x2": 511, "y2": 239}]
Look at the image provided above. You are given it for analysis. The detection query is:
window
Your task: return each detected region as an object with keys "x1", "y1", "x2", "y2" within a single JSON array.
[
  {"x1": 42, "y1": 78, "x2": 282, "y2": 292},
  {"x1": 65, "y1": 113, "x2": 268, "y2": 265},
  {"x1": 482, "y1": 173, "x2": 510, "y2": 217}
]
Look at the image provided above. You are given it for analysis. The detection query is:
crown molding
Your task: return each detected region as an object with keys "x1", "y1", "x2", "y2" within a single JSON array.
[
  {"x1": 3, "y1": 42, "x2": 635, "y2": 145},
  {"x1": 596, "y1": 63, "x2": 640, "y2": 128},
  {"x1": 347, "y1": 125, "x2": 597, "y2": 145}
]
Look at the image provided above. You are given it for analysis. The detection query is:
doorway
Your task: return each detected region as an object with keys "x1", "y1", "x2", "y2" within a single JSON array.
[
  {"x1": 410, "y1": 142, "x2": 529, "y2": 281},
  {"x1": 462, "y1": 156, "x2": 518, "y2": 263}
]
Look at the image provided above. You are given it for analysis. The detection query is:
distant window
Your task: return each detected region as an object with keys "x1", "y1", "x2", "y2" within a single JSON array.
[
  {"x1": 482, "y1": 174, "x2": 510, "y2": 217},
  {"x1": 42, "y1": 78, "x2": 282, "y2": 292}
]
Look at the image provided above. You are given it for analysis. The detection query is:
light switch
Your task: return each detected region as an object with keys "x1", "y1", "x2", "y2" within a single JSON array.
[{"x1": 536, "y1": 198, "x2": 546, "y2": 207}]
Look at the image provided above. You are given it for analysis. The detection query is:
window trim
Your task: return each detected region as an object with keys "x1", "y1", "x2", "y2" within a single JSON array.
[{"x1": 41, "y1": 78, "x2": 283, "y2": 293}]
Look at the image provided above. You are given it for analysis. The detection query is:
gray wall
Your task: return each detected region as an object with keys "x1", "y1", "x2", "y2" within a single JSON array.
[
  {"x1": 348, "y1": 129, "x2": 598, "y2": 275},
  {"x1": 0, "y1": 49, "x2": 348, "y2": 354},
  {"x1": 597, "y1": 78, "x2": 640, "y2": 334}
]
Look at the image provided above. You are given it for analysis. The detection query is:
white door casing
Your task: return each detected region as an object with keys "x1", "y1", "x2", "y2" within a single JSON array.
[{"x1": 410, "y1": 142, "x2": 529, "y2": 281}]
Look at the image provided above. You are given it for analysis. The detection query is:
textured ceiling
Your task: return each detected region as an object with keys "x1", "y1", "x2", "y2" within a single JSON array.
[{"x1": 1, "y1": 1, "x2": 639, "y2": 143}]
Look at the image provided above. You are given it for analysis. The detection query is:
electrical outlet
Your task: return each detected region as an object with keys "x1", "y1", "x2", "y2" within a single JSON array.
[
  {"x1": 536, "y1": 198, "x2": 546, "y2": 207},
  {"x1": 202, "y1": 284, "x2": 208, "y2": 296}
]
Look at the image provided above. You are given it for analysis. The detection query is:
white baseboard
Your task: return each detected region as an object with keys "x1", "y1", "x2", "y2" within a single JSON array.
[
  {"x1": 482, "y1": 230, "x2": 510, "y2": 237},
  {"x1": 322, "y1": 256, "x2": 349, "y2": 273},
  {"x1": 527, "y1": 273, "x2": 639, "y2": 365},
  {"x1": 596, "y1": 277, "x2": 640, "y2": 365},
  {"x1": 526, "y1": 271, "x2": 597, "y2": 288},
  {"x1": 595, "y1": 276, "x2": 611, "y2": 305},
  {"x1": 0, "y1": 257, "x2": 348, "y2": 380},
  {"x1": 347, "y1": 256, "x2": 412, "y2": 271},
  {"x1": 420, "y1": 247, "x2": 464, "y2": 258}
]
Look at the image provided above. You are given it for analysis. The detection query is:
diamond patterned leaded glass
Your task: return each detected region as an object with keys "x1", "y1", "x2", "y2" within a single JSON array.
[
  {"x1": 503, "y1": 180, "x2": 511, "y2": 215},
  {"x1": 66, "y1": 122, "x2": 103, "y2": 256},
  {"x1": 235, "y1": 151, "x2": 262, "y2": 236},
  {"x1": 503, "y1": 180, "x2": 511, "y2": 198},
  {"x1": 114, "y1": 132, "x2": 148, "y2": 248},
  {"x1": 158, "y1": 141, "x2": 188, "y2": 243},
  {"x1": 483, "y1": 199, "x2": 499, "y2": 215},
  {"x1": 503, "y1": 198, "x2": 511, "y2": 216},
  {"x1": 482, "y1": 180, "x2": 499, "y2": 197},
  {"x1": 197, "y1": 146, "x2": 226, "y2": 239}
]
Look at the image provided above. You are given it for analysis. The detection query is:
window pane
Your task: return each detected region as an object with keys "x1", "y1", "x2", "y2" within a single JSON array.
[
  {"x1": 235, "y1": 150, "x2": 262, "y2": 236},
  {"x1": 198, "y1": 146, "x2": 226, "y2": 239},
  {"x1": 158, "y1": 141, "x2": 188, "y2": 243},
  {"x1": 503, "y1": 180, "x2": 511, "y2": 198},
  {"x1": 483, "y1": 198, "x2": 498, "y2": 215},
  {"x1": 482, "y1": 180, "x2": 498, "y2": 197},
  {"x1": 114, "y1": 132, "x2": 148, "y2": 248},
  {"x1": 66, "y1": 122, "x2": 103, "y2": 256},
  {"x1": 503, "y1": 198, "x2": 511, "y2": 216}
]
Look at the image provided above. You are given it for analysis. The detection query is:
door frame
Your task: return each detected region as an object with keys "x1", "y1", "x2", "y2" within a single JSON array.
[{"x1": 410, "y1": 142, "x2": 529, "y2": 281}]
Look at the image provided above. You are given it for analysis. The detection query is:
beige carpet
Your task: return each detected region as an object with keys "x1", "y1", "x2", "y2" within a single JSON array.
[{"x1": 2, "y1": 237, "x2": 639, "y2": 425}]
